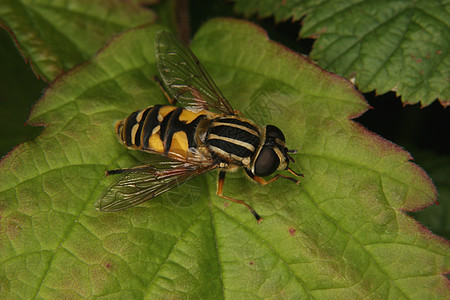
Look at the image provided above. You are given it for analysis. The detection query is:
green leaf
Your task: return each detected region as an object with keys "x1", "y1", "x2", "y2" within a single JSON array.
[
  {"x1": 0, "y1": 0, "x2": 156, "y2": 81},
  {"x1": 233, "y1": 0, "x2": 450, "y2": 106},
  {"x1": 1, "y1": 19, "x2": 449, "y2": 298}
]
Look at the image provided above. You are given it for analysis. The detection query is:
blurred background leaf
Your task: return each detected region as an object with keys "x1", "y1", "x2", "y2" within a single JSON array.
[
  {"x1": 0, "y1": 29, "x2": 44, "y2": 156},
  {"x1": 233, "y1": 0, "x2": 450, "y2": 107},
  {"x1": 0, "y1": 0, "x2": 156, "y2": 81}
]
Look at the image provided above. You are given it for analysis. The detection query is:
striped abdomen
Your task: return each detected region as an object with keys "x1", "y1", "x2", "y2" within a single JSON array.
[
  {"x1": 206, "y1": 116, "x2": 262, "y2": 166},
  {"x1": 116, "y1": 105, "x2": 212, "y2": 161}
]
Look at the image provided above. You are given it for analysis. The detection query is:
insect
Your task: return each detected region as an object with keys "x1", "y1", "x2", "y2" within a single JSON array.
[{"x1": 97, "y1": 31, "x2": 302, "y2": 222}]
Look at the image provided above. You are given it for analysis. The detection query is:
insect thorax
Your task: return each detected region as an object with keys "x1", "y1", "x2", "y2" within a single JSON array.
[{"x1": 205, "y1": 116, "x2": 262, "y2": 167}]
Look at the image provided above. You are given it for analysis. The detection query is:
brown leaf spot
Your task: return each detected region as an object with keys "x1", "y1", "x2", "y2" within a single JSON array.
[
  {"x1": 104, "y1": 261, "x2": 112, "y2": 270},
  {"x1": 289, "y1": 227, "x2": 296, "y2": 236}
]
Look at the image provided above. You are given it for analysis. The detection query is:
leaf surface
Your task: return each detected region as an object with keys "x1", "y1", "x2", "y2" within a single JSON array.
[
  {"x1": 0, "y1": 0, "x2": 156, "y2": 81},
  {"x1": 233, "y1": 0, "x2": 450, "y2": 106},
  {"x1": 0, "y1": 19, "x2": 448, "y2": 298}
]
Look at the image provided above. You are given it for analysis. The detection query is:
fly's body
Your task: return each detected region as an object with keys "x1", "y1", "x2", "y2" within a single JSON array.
[
  {"x1": 206, "y1": 116, "x2": 261, "y2": 169},
  {"x1": 116, "y1": 105, "x2": 275, "y2": 173},
  {"x1": 116, "y1": 105, "x2": 214, "y2": 163},
  {"x1": 98, "y1": 31, "x2": 302, "y2": 222}
]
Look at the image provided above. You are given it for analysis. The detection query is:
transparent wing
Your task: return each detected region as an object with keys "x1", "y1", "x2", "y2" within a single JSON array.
[
  {"x1": 97, "y1": 161, "x2": 215, "y2": 212},
  {"x1": 155, "y1": 31, "x2": 236, "y2": 115}
]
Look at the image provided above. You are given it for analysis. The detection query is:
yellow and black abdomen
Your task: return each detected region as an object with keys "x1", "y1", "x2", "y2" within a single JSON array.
[{"x1": 116, "y1": 105, "x2": 212, "y2": 161}]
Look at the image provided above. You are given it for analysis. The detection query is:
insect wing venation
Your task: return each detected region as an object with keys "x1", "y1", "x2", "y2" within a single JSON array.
[
  {"x1": 97, "y1": 160, "x2": 215, "y2": 211},
  {"x1": 155, "y1": 31, "x2": 236, "y2": 115}
]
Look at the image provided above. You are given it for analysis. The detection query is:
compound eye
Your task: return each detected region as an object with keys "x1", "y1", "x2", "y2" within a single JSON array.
[
  {"x1": 266, "y1": 125, "x2": 285, "y2": 142},
  {"x1": 254, "y1": 147, "x2": 280, "y2": 177}
]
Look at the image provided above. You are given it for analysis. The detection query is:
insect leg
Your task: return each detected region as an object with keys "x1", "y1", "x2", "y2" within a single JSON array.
[
  {"x1": 287, "y1": 167, "x2": 304, "y2": 178},
  {"x1": 216, "y1": 170, "x2": 263, "y2": 223},
  {"x1": 152, "y1": 75, "x2": 177, "y2": 105}
]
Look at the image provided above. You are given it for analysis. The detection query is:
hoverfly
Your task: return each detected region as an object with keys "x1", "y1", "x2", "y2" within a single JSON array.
[{"x1": 97, "y1": 31, "x2": 302, "y2": 222}]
